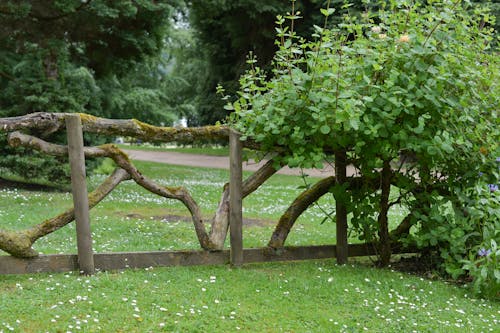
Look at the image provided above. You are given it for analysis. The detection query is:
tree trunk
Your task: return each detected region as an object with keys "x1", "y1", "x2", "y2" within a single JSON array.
[
  {"x1": 378, "y1": 160, "x2": 392, "y2": 267},
  {"x1": 335, "y1": 151, "x2": 348, "y2": 265},
  {"x1": 43, "y1": 51, "x2": 58, "y2": 80}
]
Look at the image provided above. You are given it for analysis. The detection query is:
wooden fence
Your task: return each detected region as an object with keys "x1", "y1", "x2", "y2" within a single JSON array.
[{"x1": 0, "y1": 115, "x2": 415, "y2": 275}]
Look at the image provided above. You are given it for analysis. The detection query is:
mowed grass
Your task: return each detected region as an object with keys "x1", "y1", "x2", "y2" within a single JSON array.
[
  {"x1": 1, "y1": 159, "x2": 498, "y2": 332},
  {"x1": 1, "y1": 261, "x2": 499, "y2": 332}
]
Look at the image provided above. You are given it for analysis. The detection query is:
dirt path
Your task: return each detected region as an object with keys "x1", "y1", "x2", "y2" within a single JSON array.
[{"x1": 123, "y1": 149, "x2": 358, "y2": 177}]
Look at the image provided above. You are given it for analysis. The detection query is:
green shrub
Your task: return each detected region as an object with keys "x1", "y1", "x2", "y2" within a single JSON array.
[{"x1": 227, "y1": 0, "x2": 499, "y2": 297}]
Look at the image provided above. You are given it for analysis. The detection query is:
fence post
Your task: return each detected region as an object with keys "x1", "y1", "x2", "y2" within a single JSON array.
[
  {"x1": 66, "y1": 114, "x2": 95, "y2": 275},
  {"x1": 335, "y1": 151, "x2": 348, "y2": 265},
  {"x1": 229, "y1": 129, "x2": 243, "y2": 266}
]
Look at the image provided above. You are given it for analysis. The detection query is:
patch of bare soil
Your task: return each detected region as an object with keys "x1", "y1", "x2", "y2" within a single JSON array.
[
  {"x1": 389, "y1": 253, "x2": 469, "y2": 284},
  {"x1": 123, "y1": 213, "x2": 275, "y2": 227},
  {"x1": 390, "y1": 255, "x2": 439, "y2": 276}
]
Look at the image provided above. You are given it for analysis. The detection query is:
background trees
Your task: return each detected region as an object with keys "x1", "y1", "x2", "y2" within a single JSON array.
[
  {"x1": 0, "y1": 0, "x2": 180, "y2": 184},
  {"x1": 188, "y1": 0, "x2": 372, "y2": 125}
]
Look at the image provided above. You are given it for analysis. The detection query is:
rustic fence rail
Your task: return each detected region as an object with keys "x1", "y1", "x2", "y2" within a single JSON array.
[
  {"x1": 0, "y1": 113, "x2": 418, "y2": 275},
  {"x1": 0, "y1": 244, "x2": 416, "y2": 275}
]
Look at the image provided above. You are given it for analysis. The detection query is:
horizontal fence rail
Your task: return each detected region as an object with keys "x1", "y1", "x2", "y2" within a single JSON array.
[{"x1": 0, "y1": 244, "x2": 417, "y2": 275}]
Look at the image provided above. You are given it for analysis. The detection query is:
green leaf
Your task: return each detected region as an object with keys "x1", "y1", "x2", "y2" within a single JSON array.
[
  {"x1": 441, "y1": 142, "x2": 454, "y2": 153},
  {"x1": 320, "y1": 124, "x2": 331, "y2": 135},
  {"x1": 481, "y1": 266, "x2": 488, "y2": 279},
  {"x1": 320, "y1": 8, "x2": 335, "y2": 17},
  {"x1": 349, "y1": 118, "x2": 359, "y2": 130}
]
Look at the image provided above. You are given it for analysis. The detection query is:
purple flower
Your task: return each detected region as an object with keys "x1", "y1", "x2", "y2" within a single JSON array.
[
  {"x1": 488, "y1": 184, "x2": 499, "y2": 192},
  {"x1": 478, "y1": 248, "x2": 492, "y2": 257}
]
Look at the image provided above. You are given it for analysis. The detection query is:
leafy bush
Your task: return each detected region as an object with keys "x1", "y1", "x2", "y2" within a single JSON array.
[
  {"x1": 459, "y1": 163, "x2": 500, "y2": 299},
  {"x1": 227, "y1": 0, "x2": 499, "y2": 297}
]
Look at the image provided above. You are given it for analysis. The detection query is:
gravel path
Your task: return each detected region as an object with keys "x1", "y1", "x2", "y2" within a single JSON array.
[{"x1": 123, "y1": 149, "x2": 358, "y2": 177}]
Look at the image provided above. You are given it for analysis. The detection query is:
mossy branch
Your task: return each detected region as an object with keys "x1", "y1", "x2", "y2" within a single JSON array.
[
  {"x1": 1, "y1": 112, "x2": 261, "y2": 149},
  {"x1": 8, "y1": 132, "x2": 213, "y2": 249},
  {"x1": 0, "y1": 168, "x2": 130, "y2": 257}
]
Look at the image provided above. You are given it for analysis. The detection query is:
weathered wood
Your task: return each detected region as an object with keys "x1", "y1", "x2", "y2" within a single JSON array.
[
  {"x1": 229, "y1": 130, "x2": 243, "y2": 266},
  {"x1": 0, "y1": 112, "x2": 264, "y2": 148},
  {"x1": 8, "y1": 131, "x2": 108, "y2": 158},
  {"x1": 269, "y1": 176, "x2": 336, "y2": 249},
  {"x1": 6, "y1": 131, "x2": 280, "y2": 251},
  {"x1": 0, "y1": 251, "x2": 229, "y2": 274},
  {"x1": 334, "y1": 151, "x2": 348, "y2": 265},
  {"x1": 244, "y1": 244, "x2": 383, "y2": 263},
  {"x1": 0, "y1": 169, "x2": 129, "y2": 258},
  {"x1": 93, "y1": 250, "x2": 230, "y2": 270},
  {"x1": 66, "y1": 115, "x2": 94, "y2": 275},
  {"x1": 0, "y1": 254, "x2": 79, "y2": 274},
  {"x1": 0, "y1": 243, "x2": 418, "y2": 274}
]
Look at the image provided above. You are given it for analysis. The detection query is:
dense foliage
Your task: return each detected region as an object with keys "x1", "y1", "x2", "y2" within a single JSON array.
[
  {"x1": 229, "y1": 0, "x2": 499, "y2": 297},
  {"x1": 189, "y1": 0, "x2": 370, "y2": 124},
  {"x1": 189, "y1": 0, "x2": 498, "y2": 125}
]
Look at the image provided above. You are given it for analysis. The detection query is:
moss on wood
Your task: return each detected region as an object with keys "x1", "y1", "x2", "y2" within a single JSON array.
[{"x1": 0, "y1": 230, "x2": 38, "y2": 258}]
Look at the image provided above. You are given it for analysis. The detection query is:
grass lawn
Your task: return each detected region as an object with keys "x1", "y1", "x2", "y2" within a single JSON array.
[{"x1": 1, "y1": 160, "x2": 498, "y2": 332}]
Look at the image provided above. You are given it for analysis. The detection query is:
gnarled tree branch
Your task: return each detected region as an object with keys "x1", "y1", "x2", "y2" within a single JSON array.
[
  {"x1": 268, "y1": 176, "x2": 336, "y2": 249},
  {"x1": 7, "y1": 131, "x2": 282, "y2": 250},
  {"x1": 268, "y1": 175, "x2": 380, "y2": 249},
  {"x1": 0, "y1": 168, "x2": 130, "y2": 258},
  {"x1": 209, "y1": 159, "x2": 280, "y2": 249},
  {"x1": 1, "y1": 112, "x2": 261, "y2": 149},
  {"x1": 389, "y1": 213, "x2": 414, "y2": 240}
]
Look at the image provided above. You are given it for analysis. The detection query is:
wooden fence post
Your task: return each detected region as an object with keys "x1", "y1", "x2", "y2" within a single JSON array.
[
  {"x1": 66, "y1": 114, "x2": 95, "y2": 275},
  {"x1": 229, "y1": 130, "x2": 243, "y2": 266},
  {"x1": 335, "y1": 151, "x2": 348, "y2": 265}
]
